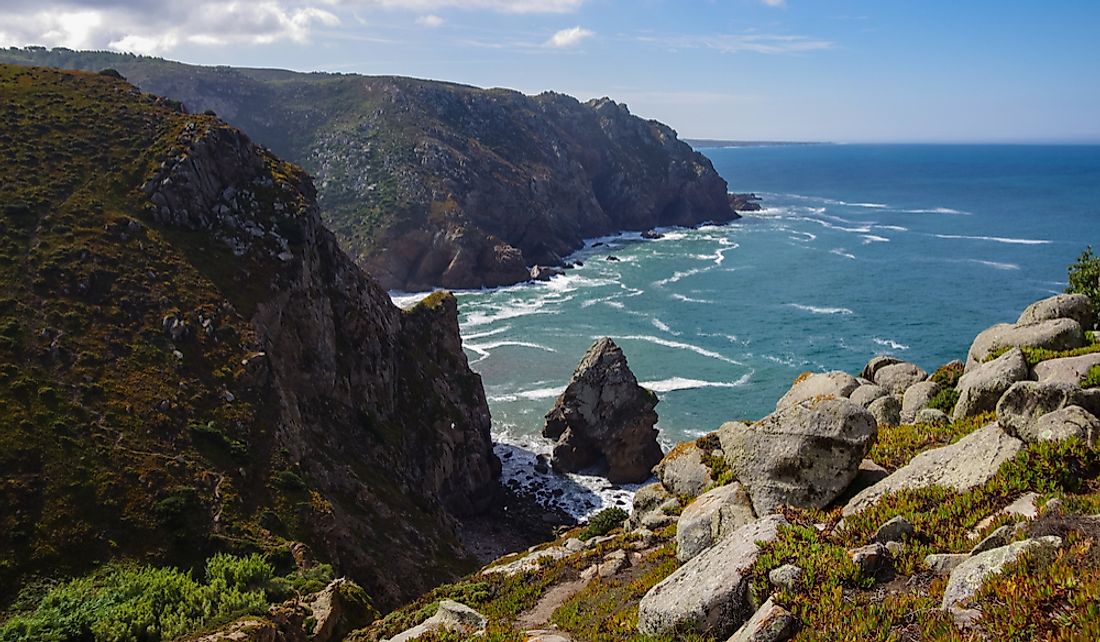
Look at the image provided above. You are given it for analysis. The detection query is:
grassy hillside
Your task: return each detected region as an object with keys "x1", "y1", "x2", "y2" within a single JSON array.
[{"x1": 0, "y1": 63, "x2": 498, "y2": 615}]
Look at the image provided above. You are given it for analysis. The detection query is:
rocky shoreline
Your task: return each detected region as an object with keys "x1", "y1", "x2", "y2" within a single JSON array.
[{"x1": 359, "y1": 290, "x2": 1100, "y2": 642}]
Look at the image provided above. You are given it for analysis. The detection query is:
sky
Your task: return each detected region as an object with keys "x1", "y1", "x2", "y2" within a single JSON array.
[{"x1": 3, "y1": 0, "x2": 1099, "y2": 143}]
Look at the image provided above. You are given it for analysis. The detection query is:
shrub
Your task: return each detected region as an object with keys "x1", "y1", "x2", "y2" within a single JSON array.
[
  {"x1": 1067, "y1": 246, "x2": 1100, "y2": 328},
  {"x1": 0, "y1": 554, "x2": 271, "y2": 642},
  {"x1": 581, "y1": 507, "x2": 629, "y2": 540},
  {"x1": 925, "y1": 387, "x2": 960, "y2": 414},
  {"x1": 929, "y1": 361, "x2": 963, "y2": 388},
  {"x1": 1083, "y1": 365, "x2": 1100, "y2": 389}
]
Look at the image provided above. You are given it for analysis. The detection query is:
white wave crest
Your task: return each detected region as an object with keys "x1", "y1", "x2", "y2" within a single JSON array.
[
  {"x1": 900, "y1": 207, "x2": 970, "y2": 215},
  {"x1": 873, "y1": 337, "x2": 909, "y2": 351},
  {"x1": 968, "y1": 259, "x2": 1021, "y2": 270},
  {"x1": 615, "y1": 335, "x2": 744, "y2": 366},
  {"x1": 487, "y1": 385, "x2": 565, "y2": 403},
  {"x1": 877, "y1": 225, "x2": 909, "y2": 232},
  {"x1": 651, "y1": 317, "x2": 680, "y2": 335},
  {"x1": 654, "y1": 267, "x2": 710, "y2": 286},
  {"x1": 464, "y1": 340, "x2": 557, "y2": 363},
  {"x1": 640, "y1": 374, "x2": 752, "y2": 393},
  {"x1": 830, "y1": 248, "x2": 857, "y2": 260},
  {"x1": 670, "y1": 293, "x2": 715, "y2": 304},
  {"x1": 463, "y1": 326, "x2": 511, "y2": 341},
  {"x1": 861, "y1": 234, "x2": 890, "y2": 244},
  {"x1": 788, "y1": 303, "x2": 854, "y2": 315},
  {"x1": 934, "y1": 234, "x2": 1051, "y2": 245}
]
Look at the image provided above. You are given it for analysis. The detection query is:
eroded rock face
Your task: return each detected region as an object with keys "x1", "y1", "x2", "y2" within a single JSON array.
[
  {"x1": 995, "y1": 381, "x2": 1099, "y2": 440},
  {"x1": 638, "y1": 515, "x2": 787, "y2": 639},
  {"x1": 902, "y1": 381, "x2": 941, "y2": 424},
  {"x1": 941, "y1": 537, "x2": 1063, "y2": 615},
  {"x1": 1033, "y1": 353, "x2": 1100, "y2": 385},
  {"x1": 1030, "y1": 406, "x2": 1100, "y2": 446},
  {"x1": 543, "y1": 338, "x2": 663, "y2": 483},
  {"x1": 723, "y1": 398, "x2": 877, "y2": 513},
  {"x1": 653, "y1": 442, "x2": 713, "y2": 497},
  {"x1": 874, "y1": 362, "x2": 928, "y2": 395},
  {"x1": 383, "y1": 600, "x2": 487, "y2": 642},
  {"x1": 843, "y1": 424, "x2": 1023, "y2": 516}
]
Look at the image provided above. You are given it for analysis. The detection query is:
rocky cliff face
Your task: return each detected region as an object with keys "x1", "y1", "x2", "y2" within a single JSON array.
[
  {"x1": 0, "y1": 64, "x2": 497, "y2": 611},
  {"x1": 0, "y1": 49, "x2": 744, "y2": 290}
]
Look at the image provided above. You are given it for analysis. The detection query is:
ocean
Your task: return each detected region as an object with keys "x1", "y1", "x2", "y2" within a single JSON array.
[{"x1": 393, "y1": 144, "x2": 1100, "y2": 518}]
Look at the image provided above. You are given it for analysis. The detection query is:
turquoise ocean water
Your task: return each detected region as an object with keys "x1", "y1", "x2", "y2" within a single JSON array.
[{"x1": 394, "y1": 144, "x2": 1100, "y2": 516}]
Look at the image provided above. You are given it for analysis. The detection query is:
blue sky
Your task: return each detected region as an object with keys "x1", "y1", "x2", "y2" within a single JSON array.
[{"x1": 4, "y1": 0, "x2": 1099, "y2": 142}]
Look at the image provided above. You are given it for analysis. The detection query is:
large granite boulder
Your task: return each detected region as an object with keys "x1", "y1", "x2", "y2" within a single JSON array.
[
  {"x1": 941, "y1": 537, "x2": 1062, "y2": 618},
  {"x1": 861, "y1": 356, "x2": 904, "y2": 381},
  {"x1": 723, "y1": 398, "x2": 877, "y2": 513},
  {"x1": 775, "y1": 371, "x2": 860, "y2": 410},
  {"x1": 726, "y1": 597, "x2": 798, "y2": 642},
  {"x1": 654, "y1": 441, "x2": 713, "y2": 498},
  {"x1": 627, "y1": 482, "x2": 675, "y2": 530},
  {"x1": 543, "y1": 338, "x2": 663, "y2": 483},
  {"x1": 843, "y1": 424, "x2": 1023, "y2": 516},
  {"x1": 965, "y1": 318, "x2": 1086, "y2": 371},
  {"x1": 1030, "y1": 406, "x2": 1100, "y2": 446},
  {"x1": 952, "y1": 348, "x2": 1030, "y2": 421},
  {"x1": 1033, "y1": 353, "x2": 1100, "y2": 385},
  {"x1": 902, "y1": 381, "x2": 941, "y2": 424},
  {"x1": 637, "y1": 515, "x2": 787, "y2": 638},
  {"x1": 675, "y1": 482, "x2": 757, "y2": 562},
  {"x1": 383, "y1": 600, "x2": 487, "y2": 642},
  {"x1": 873, "y1": 362, "x2": 928, "y2": 395},
  {"x1": 1017, "y1": 293, "x2": 1094, "y2": 329},
  {"x1": 996, "y1": 381, "x2": 1100, "y2": 441},
  {"x1": 849, "y1": 383, "x2": 889, "y2": 408},
  {"x1": 867, "y1": 395, "x2": 902, "y2": 427}
]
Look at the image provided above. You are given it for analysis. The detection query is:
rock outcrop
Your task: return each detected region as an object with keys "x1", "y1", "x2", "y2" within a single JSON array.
[
  {"x1": 965, "y1": 318, "x2": 1086, "y2": 371},
  {"x1": 843, "y1": 424, "x2": 1023, "y2": 516},
  {"x1": 774, "y1": 371, "x2": 860, "y2": 410},
  {"x1": 941, "y1": 537, "x2": 1063, "y2": 621},
  {"x1": 675, "y1": 482, "x2": 756, "y2": 561},
  {"x1": 543, "y1": 338, "x2": 663, "y2": 483},
  {"x1": 722, "y1": 398, "x2": 877, "y2": 513},
  {"x1": 952, "y1": 347, "x2": 1030, "y2": 420},
  {"x1": 637, "y1": 515, "x2": 787, "y2": 638}
]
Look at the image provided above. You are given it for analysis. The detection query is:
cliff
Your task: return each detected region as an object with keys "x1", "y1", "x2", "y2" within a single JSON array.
[
  {"x1": 0, "y1": 48, "x2": 744, "y2": 290},
  {"x1": 0, "y1": 64, "x2": 498, "y2": 611}
]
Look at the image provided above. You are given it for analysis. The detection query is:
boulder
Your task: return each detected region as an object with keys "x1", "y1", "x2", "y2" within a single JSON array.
[
  {"x1": 901, "y1": 381, "x2": 941, "y2": 423},
  {"x1": 637, "y1": 515, "x2": 787, "y2": 638},
  {"x1": 1033, "y1": 353, "x2": 1100, "y2": 385},
  {"x1": 843, "y1": 424, "x2": 1023, "y2": 516},
  {"x1": 867, "y1": 395, "x2": 902, "y2": 427},
  {"x1": 995, "y1": 381, "x2": 1100, "y2": 441},
  {"x1": 873, "y1": 516, "x2": 915, "y2": 544},
  {"x1": 768, "y1": 564, "x2": 804, "y2": 591},
  {"x1": 676, "y1": 482, "x2": 757, "y2": 561},
  {"x1": 925, "y1": 553, "x2": 968, "y2": 576},
  {"x1": 627, "y1": 482, "x2": 674, "y2": 530},
  {"x1": 543, "y1": 338, "x2": 663, "y2": 483},
  {"x1": 849, "y1": 383, "x2": 889, "y2": 408},
  {"x1": 306, "y1": 579, "x2": 375, "y2": 642},
  {"x1": 529, "y1": 265, "x2": 564, "y2": 281},
  {"x1": 970, "y1": 524, "x2": 1018, "y2": 556},
  {"x1": 723, "y1": 398, "x2": 876, "y2": 513},
  {"x1": 482, "y1": 545, "x2": 571, "y2": 577},
  {"x1": 1017, "y1": 293, "x2": 1094, "y2": 329},
  {"x1": 849, "y1": 543, "x2": 889, "y2": 577},
  {"x1": 775, "y1": 371, "x2": 859, "y2": 410},
  {"x1": 654, "y1": 441, "x2": 713, "y2": 498},
  {"x1": 726, "y1": 597, "x2": 798, "y2": 642},
  {"x1": 965, "y1": 318, "x2": 1085, "y2": 371},
  {"x1": 384, "y1": 600, "x2": 487, "y2": 642},
  {"x1": 915, "y1": 408, "x2": 950, "y2": 426},
  {"x1": 941, "y1": 537, "x2": 1062, "y2": 615},
  {"x1": 874, "y1": 362, "x2": 928, "y2": 395},
  {"x1": 1030, "y1": 406, "x2": 1100, "y2": 446},
  {"x1": 861, "y1": 355, "x2": 904, "y2": 381},
  {"x1": 952, "y1": 348, "x2": 1029, "y2": 421}
]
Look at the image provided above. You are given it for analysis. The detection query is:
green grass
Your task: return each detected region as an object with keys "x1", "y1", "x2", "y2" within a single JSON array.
[
  {"x1": 1082, "y1": 365, "x2": 1100, "y2": 389},
  {"x1": 986, "y1": 331, "x2": 1100, "y2": 366}
]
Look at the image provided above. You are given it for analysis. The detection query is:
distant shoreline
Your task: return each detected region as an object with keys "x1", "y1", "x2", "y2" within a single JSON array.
[{"x1": 686, "y1": 139, "x2": 832, "y2": 149}]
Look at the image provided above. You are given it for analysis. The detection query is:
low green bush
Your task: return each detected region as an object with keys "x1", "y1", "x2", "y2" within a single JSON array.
[
  {"x1": 1067, "y1": 246, "x2": 1100, "y2": 328},
  {"x1": 581, "y1": 507, "x2": 629, "y2": 540}
]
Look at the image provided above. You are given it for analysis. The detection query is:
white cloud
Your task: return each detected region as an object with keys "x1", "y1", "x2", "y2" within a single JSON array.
[
  {"x1": 546, "y1": 25, "x2": 592, "y2": 48},
  {"x1": 416, "y1": 14, "x2": 445, "y2": 27},
  {"x1": 0, "y1": 2, "x2": 341, "y2": 54},
  {"x1": 640, "y1": 33, "x2": 833, "y2": 55},
  {"x1": 329, "y1": 0, "x2": 584, "y2": 13},
  {"x1": 761, "y1": 0, "x2": 786, "y2": 7}
]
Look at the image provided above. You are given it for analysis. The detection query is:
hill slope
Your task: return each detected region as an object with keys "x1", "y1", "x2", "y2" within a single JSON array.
[
  {"x1": 0, "y1": 48, "x2": 744, "y2": 290},
  {"x1": 0, "y1": 64, "x2": 499, "y2": 611}
]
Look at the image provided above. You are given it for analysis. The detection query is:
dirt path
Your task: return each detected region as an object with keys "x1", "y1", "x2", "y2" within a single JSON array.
[{"x1": 515, "y1": 577, "x2": 588, "y2": 631}]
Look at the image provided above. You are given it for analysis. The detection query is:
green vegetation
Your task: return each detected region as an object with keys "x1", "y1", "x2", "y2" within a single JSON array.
[
  {"x1": 926, "y1": 387, "x2": 961, "y2": 414},
  {"x1": 0, "y1": 554, "x2": 276, "y2": 642},
  {"x1": 748, "y1": 437, "x2": 1100, "y2": 641},
  {"x1": 986, "y1": 331, "x2": 1100, "y2": 366},
  {"x1": 929, "y1": 361, "x2": 964, "y2": 388},
  {"x1": 581, "y1": 507, "x2": 630, "y2": 541},
  {"x1": 868, "y1": 412, "x2": 992, "y2": 471},
  {"x1": 1067, "y1": 246, "x2": 1100, "y2": 327},
  {"x1": 1082, "y1": 364, "x2": 1100, "y2": 389}
]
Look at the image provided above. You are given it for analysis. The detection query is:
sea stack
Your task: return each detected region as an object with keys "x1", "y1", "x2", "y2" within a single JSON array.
[{"x1": 542, "y1": 338, "x2": 664, "y2": 483}]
